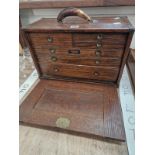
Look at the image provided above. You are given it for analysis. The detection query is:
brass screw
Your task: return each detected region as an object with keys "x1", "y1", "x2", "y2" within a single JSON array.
[
  {"x1": 94, "y1": 72, "x2": 99, "y2": 76},
  {"x1": 95, "y1": 50, "x2": 101, "y2": 56},
  {"x1": 95, "y1": 60, "x2": 100, "y2": 64},
  {"x1": 96, "y1": 43, "x2": 102, "y2": 48},
  {"x1": 54, "y1": 68, "x2": 59, "y2": 72}
]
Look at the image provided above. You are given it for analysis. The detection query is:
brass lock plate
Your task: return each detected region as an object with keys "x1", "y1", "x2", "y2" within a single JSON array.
[{"x1": 56, "y1": 117, "x2": 70, "y2": 129}]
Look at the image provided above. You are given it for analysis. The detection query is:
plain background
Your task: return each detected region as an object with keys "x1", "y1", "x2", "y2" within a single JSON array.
[{"x1": 0, "y1": 0, "x2": 155, "y2": 154}]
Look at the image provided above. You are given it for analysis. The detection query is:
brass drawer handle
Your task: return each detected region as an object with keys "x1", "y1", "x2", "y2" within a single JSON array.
[
  {"x1": 96, "y1": 43, "x2": 102, "y2": 48},
  {"x1": 97, "y1": 34, "x2": 103, "y2": 40},
  {"x1": 94, "y1": 72, "x2": 100, "y2": 76},
  {"x1": 95, "y1": 60, "x2": 100, "y2": 64},
  {"x1": 51, "y1": 56, "x2": 57, "y2": 62},
  {"x1": 53, "y1": 68, "x2": 59, "y2": 72},
  {"x1": 47, "y1": 37, "x2": 53, "y2": 42},
  {"x1": 95, "y1": 50, "x2": 101, "y2": 56}
]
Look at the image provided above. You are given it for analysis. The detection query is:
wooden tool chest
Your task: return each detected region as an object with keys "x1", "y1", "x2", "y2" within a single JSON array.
[{"x1": 20, "y1": 8, "x2": 134, "y2": 141}]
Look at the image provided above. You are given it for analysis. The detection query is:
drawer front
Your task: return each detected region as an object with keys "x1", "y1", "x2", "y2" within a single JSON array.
[
  {"x1": 29, "y1": 33, "x2": 72, "y2": 48},
  {"x1": 73, "y1": 33, "x2": 127, "y2": 48},
  {"x1": 39, "y1": 63, "x2": 119, "y2": 82},
  {"x1": 73, "y1": 33, "x2": 127, "y2": 43},
  {"x1": 29, "y1": 33, "x2": 127, "y2": 59},
  {"x1": 33, "y1": 47, "x2": 124, "y2": 58},
  {"x1": 36, "y1": 55, "x2": 121, "y2": 67},
  {"x1": 28, "y1": 32, "x2": 127, "y2": 82}
]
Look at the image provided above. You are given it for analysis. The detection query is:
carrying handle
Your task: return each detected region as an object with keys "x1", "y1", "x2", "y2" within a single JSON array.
[{"x1": 57, "y1": 7, "x2": 92, "y2": 23}]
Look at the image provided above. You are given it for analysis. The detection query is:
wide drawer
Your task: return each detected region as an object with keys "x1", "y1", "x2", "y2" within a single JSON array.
[
  {"x1": 33, "y1": 47, "x2": 124, "y2": 58},
  {"x1": 36, "y1": 55, "x2": 121, "y2": 67},
  {"x1": 39, "y1": 63, "x2": 119, "y2": 82}
]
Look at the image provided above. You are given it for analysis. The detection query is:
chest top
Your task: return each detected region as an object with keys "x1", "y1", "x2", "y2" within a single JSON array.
[{"x1": 23, "y1": 16, "x2": 134, "y2": 33}]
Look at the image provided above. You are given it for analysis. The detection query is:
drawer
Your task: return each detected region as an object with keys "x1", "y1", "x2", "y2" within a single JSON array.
[
  {"x1": 37, "y1": 55, "x2": 121, "y2": 67},
  {"x1": 39, "y1": 63, "x2": 119, "y2": 82},
  {"x1": 73, "y1": 43, "x2": 125, "y2": 49},
  {"x1": 73, "y1": 33, "x2": 127, "y2": 43},
  {"x1": 28, "y1": 33, "x2": 72, "y2": 48},
  {"x1": 73, "y1": 33, "x2": 127, "y2": 48},
  {"x1": 34, "y1": 47, "x2": 124, "y2": 58}
]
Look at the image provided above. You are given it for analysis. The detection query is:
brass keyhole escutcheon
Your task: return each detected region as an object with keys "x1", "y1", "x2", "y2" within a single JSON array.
[{"x1": 56, "y1": 117, "x2": 70, "y2": 129}]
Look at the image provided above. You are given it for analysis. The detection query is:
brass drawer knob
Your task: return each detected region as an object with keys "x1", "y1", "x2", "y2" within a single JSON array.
[
  {"x1": 47, "y1": 37, "x2": 53, "y2": 42},
  {"x1": 54, "y1": 68, "x2": 59, "y2": 72},
  {"x1": 97, "y1": 34, "x2": 103, "y2": 40},
  {"x1": 94, "y1": 72, "x2": 99, "y2": 76},
  {"x1": 51, "y1": 56, "x2": 57, "y2": 62},
  {"x1": 49, "y1": 48, "x2": 56, "y2": 54},
  {"x1": 95, "y1": 50, "x2": 101, "y2": 56},
  {"x1": 96, "y1": 43, "x2": 102, "y2": 48},
  {"x1": 95, "y1": 60, "x2": 100, "y2": 64}
]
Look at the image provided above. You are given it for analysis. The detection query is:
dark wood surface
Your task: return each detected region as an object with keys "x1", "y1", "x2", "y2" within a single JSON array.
[
  {"x1": 23, "y1": 17, "x2": 134, "y2": 85},
  {"x1": 127, "y1": 48, "x2": 135, "y2": 90},
  {"x1": 20, "y1": 16, "x2": 134, "y2": 141},
  {"x1": 20, "y1": 0, "x2": 135, "y2": 9},
  {"x1": 19, "y1": 16, "x2": 27, "y2": 49},
  {"x1": 23, "y1": 17, "x2": 134, "y2": 32},
  {"x1": 116, "y1": 30, "x2": 134, "y2": 86},
  {"x1": 20, "y1": 79, "x2": 125, "y2": 141}
]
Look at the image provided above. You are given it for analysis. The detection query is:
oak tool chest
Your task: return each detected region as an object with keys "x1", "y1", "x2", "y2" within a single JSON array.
[{"x1": 20, "y1": 7, "x2": 134, "y2": 141}]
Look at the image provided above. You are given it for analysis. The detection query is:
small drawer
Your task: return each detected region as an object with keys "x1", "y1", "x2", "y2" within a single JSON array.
[
  {"x1": 72, "y1": 33, "x2": 127, "y2": 48},
  {"x1": 28, "y1": 33, "x2": 72, "y2": 48},
  {"x1": 73, "y1": 33, "x2": 100, "y2": 42},
  {"x1": 40, "y1": 63, "x2": 119, "y2": 82}
]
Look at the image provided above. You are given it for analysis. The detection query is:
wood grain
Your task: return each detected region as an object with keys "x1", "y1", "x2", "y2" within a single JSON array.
[
  {"x1": 37, "y1": 55, "x2": 122, "y2": 67},
  {"x1": 127, "y1": 48, "x2": 135, "y2": 90},
  {"x1": 19, "y1": 0, "x2": 135, "y2": 9},
  {"x1": 19, "y1": 54, "x2": 128, "y2": 155},
  {"x1": 20, "y1": 126, "x2": 128, "y2": 155},
  {"x1": 20, "y1": 79, "x2": 125, "y2": 141},
  {"x1": 39, "y1": 62, "x2": 119, "y2": 81},
  {"x1": 23, "y1": 17, "x2": 134, "y2": 85},
  {"x1": 20, "y1": 15, "x2": 134, "y2": 142},
  {"x1": 33, "y1": 47, "x2": 125, "y2": 58},
  {"x1": 23, "y1": 17, "x2": 134, "y2": 33},
  {"x1": 19, "y1": 16, "x2": 27, "y2": 48}
]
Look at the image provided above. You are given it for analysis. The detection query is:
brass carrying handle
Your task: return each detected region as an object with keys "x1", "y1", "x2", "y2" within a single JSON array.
[{"x1": 57, "y1": 7, "x2": 92, "y2": 23}]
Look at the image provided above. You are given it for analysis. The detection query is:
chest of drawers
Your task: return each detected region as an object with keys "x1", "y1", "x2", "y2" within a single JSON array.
[{"x1": 20, "y1": 8, "x2": 134, "y2": 141}]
